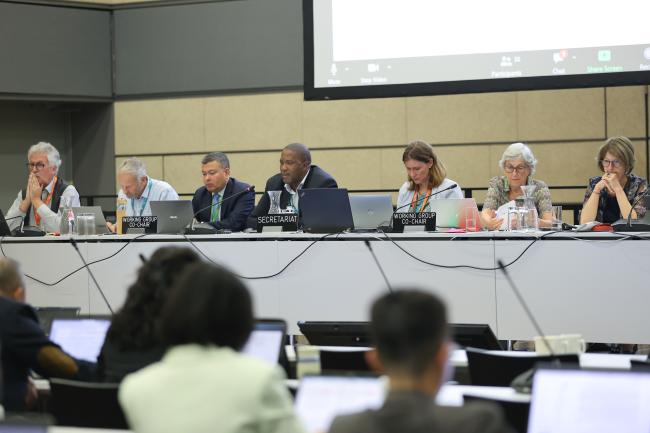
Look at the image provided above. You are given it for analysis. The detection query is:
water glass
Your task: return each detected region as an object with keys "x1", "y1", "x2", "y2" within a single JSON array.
[
  {"x1": 551, "y1": 205, "x2": 563, "y2": 230},
  {"x1": 76, "y1": 213, "x2": 96, "y2": 236},
  {"x1": 464, "y1": 208, "x2": 478, "y2": 232}
]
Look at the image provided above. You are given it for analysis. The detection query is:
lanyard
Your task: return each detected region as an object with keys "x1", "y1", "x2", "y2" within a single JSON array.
[
  {"x1": 131, "y1": 181, "x2": 153, "y2": 217},
  {"x1": 34, "y1": 176, "x2": 57, "y2": 227},
  {"x1": 410, "y1": 187, "x2": 432, "y2": 213}
]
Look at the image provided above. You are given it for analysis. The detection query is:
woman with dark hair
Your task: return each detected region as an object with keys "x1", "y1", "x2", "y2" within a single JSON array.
[
  {"x1": 396, "y1": 140, "x2": 463, "y2": 213},
  {"x1": 95, "y1": 247, "x2": 199, "y2": 383},
  {"x1": 118, "y1": 262, "x2": 305, "y2": 433}
]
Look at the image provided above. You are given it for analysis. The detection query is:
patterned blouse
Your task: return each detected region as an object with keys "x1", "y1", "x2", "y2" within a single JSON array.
[
  {"x1": 482, "y1": 176, "x2": 553, "y2": 214},
  {"x1": 582, "y1": 174, "x2": 648, "y2": 223}
]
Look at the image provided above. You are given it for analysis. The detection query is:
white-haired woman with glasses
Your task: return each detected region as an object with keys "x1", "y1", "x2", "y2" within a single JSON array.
[
  {"x1": 480, "y1": 142, "x2": 553, "y2": 230},
  {"x1": 580, "y1": 136, "x2": 647, "y2": 224}
]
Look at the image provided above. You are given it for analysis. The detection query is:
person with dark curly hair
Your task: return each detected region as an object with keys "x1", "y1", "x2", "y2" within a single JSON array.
[
  {"x1": 119, "y1": 261, "x2": 306, "y2": 433},
  {"x1": 95, "y1": 247, "x2": 199, "y2": 383}
]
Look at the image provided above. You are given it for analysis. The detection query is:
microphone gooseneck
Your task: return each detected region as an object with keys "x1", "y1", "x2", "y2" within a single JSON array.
[
  {"x1": 626, "y1": 189, "x2": 649, "y2": 228},
  {"x1": 497, "y1": 259, "x2": 554, "y2": 356},
  {"x1": 70, "y1": 238, "x2": 114, "y2": 315},
  {"x1": 393, "y1": 183, "x2": 458, "y2": 213},
  {"x1": 364, "y1": 239, "x2": 393, "y2": 293}
]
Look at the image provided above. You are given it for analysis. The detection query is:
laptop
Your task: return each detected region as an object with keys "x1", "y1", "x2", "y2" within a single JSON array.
[
  {"x1": 528, "y1": 365, "x2": 650, "y2": 433},
  {"x1": 428, "y1": 198, "x2": 481, "y2": 230},
  {"x1": 149, "y1": 200, "x2": 194, "y2": 234},
  {"x1": 294, "y1": 375, "x2": 385, "y2": 433},
  {"x1": 72, "y1": 206, "x2": 111, "y2": 234},
  {"x1": 34, "y1": 306, "x2": 81, "y2": 336},
  {"x1": 299, "y1": 188, "x2": 354, "y2": 233},
  {"x1": 241, "y1": 319, "x2": 286, "y2": 366},
  {"x1": 0, "y1": 424, "x2": 47, "y2": 433},
  {"x1": 48, "y1": 316, "x2": 111, "y2": 362},
  {"x1": 349, "y1": 195, "x2": 394, "y2": 231}
]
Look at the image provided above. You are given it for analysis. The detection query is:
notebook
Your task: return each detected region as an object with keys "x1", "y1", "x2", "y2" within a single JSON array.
[
  {"x1": 349, "y1": 195, "x2": 394, "y2": 231},
  {"x1": 72, "y1": 206, "x2": 111, "y2": 234},
  {"x1": 241, "y1": 319, "x2": 286, "y2": 366},
  {"x1": 428, "y1": 198, "x2": 481, "y2": 230},
  {"x1": 48, "y1": 316, "x2": 111, "y2": 362},
  {"x1": 294, "y1": 375, "x2": 385, "y2": 433},
  {"x1": 527, "y1": 365, "x2": 650, "y2": 433},
  {"x1": 299, "y1": 188, "x2": 354, "y2": 233},
  {"x1": 149, "y1": 200, "x2": 194, "y2": 234}
]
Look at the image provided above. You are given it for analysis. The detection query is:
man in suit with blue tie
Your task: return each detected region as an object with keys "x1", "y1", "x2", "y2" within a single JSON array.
[{"x1": 191, "y1": 152, "x2": 254, "y2": 232}]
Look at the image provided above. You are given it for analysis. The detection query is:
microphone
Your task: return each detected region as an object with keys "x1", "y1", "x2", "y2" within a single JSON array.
[
  {"x1": 497, "y1": 259, "x2": 554, "y2": 356},
  {"x1": 364, "y1": 240, "x2": 393, "y2": 293},
  {"x1": 69, "y1": 238, "x2": 114, "y2": 315},
  {"x1": 186, "y1": 185, "x2": 255, "y2": 233},
  {"x1": 393, "y1": 183, "x2": 458, "y2": 213},
  {"x1": 626, "y1": 190, "x2": 649, "y2": 228}
]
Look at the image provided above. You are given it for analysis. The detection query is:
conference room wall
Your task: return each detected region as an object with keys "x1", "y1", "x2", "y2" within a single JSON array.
[
  {"x1": 113, "y1": 85, "x2": 649, "y2": 208},
  {"x1": 0, "y1": 102, "x2": 71, "y2": 213},
  {"x1": 0, "y1": 2, "x2": 111, "y2": 98}
]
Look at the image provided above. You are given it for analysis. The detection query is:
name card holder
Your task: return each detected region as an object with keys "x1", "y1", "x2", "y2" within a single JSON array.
[
  {"x1": 257, "y1": 214, "x2": 299, "y2": 233},
  {"x1": 122, "y1": 216, "x2": 158, "y2": 234},
  {"x1": 391, "y1": 212, "x2": 436, "y2": 233}
]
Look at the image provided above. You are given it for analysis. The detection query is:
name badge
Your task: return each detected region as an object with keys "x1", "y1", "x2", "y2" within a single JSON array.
[
  {"x1": 257, "y1": 214, "x2": 299, "y2": 233},
  {"x1": 122, "y1": 216, "x2": 158, "y2": 234},
  {"x1": 392, "y1": 212, "x2": 436, "y2": 233}
]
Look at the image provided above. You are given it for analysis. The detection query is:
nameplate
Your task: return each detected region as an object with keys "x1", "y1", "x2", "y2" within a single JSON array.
[
  {"x1": 257, "y1": 214, "x2": 298, "y2": 233},
  {"x1": 392, "y1": 212, "x2": 436, "y2": 233},
  {"x1": 122, "y1": 216, "x2": 158, "y2": 234}
]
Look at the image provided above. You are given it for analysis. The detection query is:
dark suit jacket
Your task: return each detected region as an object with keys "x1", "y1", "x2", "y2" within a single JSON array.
[
  {"x1": 247, "y1": 165, "x2": 337, "y2": 229},
  {"x1": 329, "y1": 390, "x2": 514, "y2": 433},
  {"x1": 192, "y1": 177, "x2": 254, "y2": 232},
  {"x1": 0, "y1": 297, "x2": 100, "y2": 412}
]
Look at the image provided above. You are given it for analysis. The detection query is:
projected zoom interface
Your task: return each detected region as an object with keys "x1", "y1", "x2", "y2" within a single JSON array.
[{"x1": 312, "y1": 0, "x2": 650, "y2": 88}]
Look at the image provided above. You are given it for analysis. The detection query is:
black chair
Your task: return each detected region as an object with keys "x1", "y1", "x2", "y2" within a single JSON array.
[
  {"x1": 465, "y1": 348, "x2": 579, "y2": 387},
  {"x1": 49, "y1": 378, "x2": 128, "y2": 429},
  {"x1": 320, "y1": 349, "x2": 371, "y2": 372},
  {"x1": 463, "y1": 394, "x2": 530, "y2": 433}
]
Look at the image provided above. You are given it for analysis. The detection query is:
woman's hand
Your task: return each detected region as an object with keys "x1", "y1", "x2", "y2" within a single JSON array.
[{"x1": 480, "y1": 209, "x2": 503, "y2": 231}]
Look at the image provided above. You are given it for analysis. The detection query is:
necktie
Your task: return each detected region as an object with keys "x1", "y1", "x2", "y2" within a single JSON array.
[{"x1": 211, "y1": 193, "x2": 221, "y2": 222}]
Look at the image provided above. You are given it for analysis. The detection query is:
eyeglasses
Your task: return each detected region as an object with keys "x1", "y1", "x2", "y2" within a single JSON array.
[
  {"x1": 504, "y1": 164, "x2": 528, "y2": 173},
  {"x1": 600, "y1": 159, "x2": 622, "y2": 168},
  {"x1": 26, "y1": 162, "x2": 47, "y2": 171}
]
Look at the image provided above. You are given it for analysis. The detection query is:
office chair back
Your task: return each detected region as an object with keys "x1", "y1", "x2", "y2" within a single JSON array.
[
  {"x1": 465, "y1": 348, "x2": 579, "y2": 386},
  {"x1": 49, "y1": 378, "x2": 128, "y2": 429}
]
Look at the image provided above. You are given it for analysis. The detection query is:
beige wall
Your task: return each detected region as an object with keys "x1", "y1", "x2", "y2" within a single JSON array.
[{"x1": 114, "y1": 86, "x2": 650, "y2": 209}]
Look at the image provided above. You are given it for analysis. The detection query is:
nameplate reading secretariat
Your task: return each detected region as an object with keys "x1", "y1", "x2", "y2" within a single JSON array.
[
  {"x1": 122, "y1": 216, "x2": 158, "y2": 234},
  {"x1": 257, "y1": 214, "x2": 298, "y2": 233},
  {"x1": 392, "y1": 212, "x2": 436, "y2": 232}
]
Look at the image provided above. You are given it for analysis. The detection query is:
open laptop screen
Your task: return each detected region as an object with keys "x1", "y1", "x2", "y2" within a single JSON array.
[
  {"x1": 294, "y1": 375, "x2": 385, "y2": 433},
  {"x1": 48, "y1": 317, "x2": 111, "y2": 362},
  {"x1": 241, "y1": 320, "x2": 286, "y2": 366},
  {"x1": 528, "y1": 367, "x2": 650, "y2": 433}
]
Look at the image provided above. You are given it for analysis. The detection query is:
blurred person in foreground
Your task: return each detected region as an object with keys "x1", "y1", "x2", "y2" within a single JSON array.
[{"x1": 329, "y1": 290, "x2": 514, "y2": 433}]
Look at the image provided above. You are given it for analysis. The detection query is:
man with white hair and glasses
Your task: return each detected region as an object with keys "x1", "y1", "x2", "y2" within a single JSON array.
[
  {"x1": 107, "y1": 157, "x2": 179, "y2": 233},
  {"x1": 5, "y1": 142, "x2": 80, "y2": 233}
]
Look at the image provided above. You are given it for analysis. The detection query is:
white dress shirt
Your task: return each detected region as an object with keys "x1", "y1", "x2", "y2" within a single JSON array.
[
  {"x1": 5, "y1": 177, "x2": 80, "y2": 233},
  {"x1": 119, "y1": 344, "x2": 307, "y2": 433},
  {"x1": 117, "y1": 177, "x2": 179, "y2": 217},
  {"x1": 283, "y1": 169, "x2": 310, "y2": 212},
  {"x1": 395, "y1": 178, "x2": 463, "y2": 213}
]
